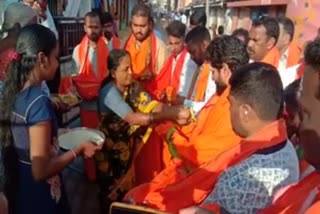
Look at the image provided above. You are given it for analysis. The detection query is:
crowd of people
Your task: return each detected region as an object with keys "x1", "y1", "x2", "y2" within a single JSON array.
[{"x1": 1, "y1": 1, "x2": 320, "y2": 214}]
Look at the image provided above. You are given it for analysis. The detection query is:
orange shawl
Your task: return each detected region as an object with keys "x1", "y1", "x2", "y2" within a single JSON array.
[
  {"x1": 125, "y1": 33, "x2": 157, "y2": 80},
  {"x1": 72, "y1": 35, "x2": 109, "y2": 100},
  {"x1": 286, "y1": 42, "x2": 302, "y2": 68},
  {"x1": 306, "y1": 201, "x2": 320, "y2": 214},
  {"x1": 193, "y1": 63, "x2": 211, "y2": 102},
  {"x1": 126, "y1": 119, "x2": 288, "y2": 213},
  {"x1": 157, "y1": 87, "x2": 241, "y2": 167},
  {"x1": 262, "y1": 47, "x2": 280, "y2": 68},
  {"x1": 149, "y1": 49, "x2": 188, "y2": 100},
  {"x1": 260, "y1": 171, "x2": 320, "y2": 214}
]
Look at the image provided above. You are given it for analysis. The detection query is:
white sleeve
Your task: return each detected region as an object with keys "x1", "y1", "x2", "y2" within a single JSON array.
[{"x1": 178, "y1": 55, "x2": 198, "y2": 98}]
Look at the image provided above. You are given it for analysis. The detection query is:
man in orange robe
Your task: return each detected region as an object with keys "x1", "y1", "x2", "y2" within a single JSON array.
[
  {"x1": 260, "y1": 39, "x2": 320, "y2": 214},
  {"x1": 124, "y1": 3, "x2": 167, "y2": 94},
  {"x1": 124, "y1": 4, "x2": 168, "y2": 184},
  {"x1": 125, "y1": 36, "x2": 249, "y2": 202},
  {"x1": 126, "y1": 62, "x2": 299, "y2": 214},
  {"x1": 248, "y1": 17, "x2": 280, "y2": 68},
  {"x1": 101, "y1": 12, "x2": 121, "y2": 50},
  {"x1": 148, "y1": 20, "x2": 197, "y2": 102},
  {"x1": 277, "y1": 17, "x2": 302, "y2": 88}
]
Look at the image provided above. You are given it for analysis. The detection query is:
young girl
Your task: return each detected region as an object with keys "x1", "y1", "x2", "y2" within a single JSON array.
[{"x1": 0, "y1": 24, "x2": 102, "y2": 214}]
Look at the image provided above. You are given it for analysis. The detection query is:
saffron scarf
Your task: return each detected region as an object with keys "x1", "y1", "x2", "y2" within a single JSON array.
[
  {"x1": 72, "y1": 35, "x2": 109, "y2": 100},
  {"x1": 125, "y1": 33, "x2": 157, "y2": 80},
  {"x1": 262, "y1": 47, "x2": 280, "y2": 68},
  {"x1": 150, "y1": 49, "x2": 188, "y2": 100},
  {"x1": 192, "y1": 63, "x2": 211, "y2": 102},
  {"x1": 112, "y1": 36, "x2": 121, "y2": 49},
  {"x1": 260, "y1": 171, "x2": 320, "y2": 214}
]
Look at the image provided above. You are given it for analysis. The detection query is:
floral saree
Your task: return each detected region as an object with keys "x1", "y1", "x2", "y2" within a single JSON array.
[{"x1": 95, "y1": 81, "x2": 158, "y2": 211}]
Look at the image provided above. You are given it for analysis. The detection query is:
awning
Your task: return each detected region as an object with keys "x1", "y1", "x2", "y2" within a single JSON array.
[{"x1": 227, "y1": 0, "x2": 288, "y2": 7}]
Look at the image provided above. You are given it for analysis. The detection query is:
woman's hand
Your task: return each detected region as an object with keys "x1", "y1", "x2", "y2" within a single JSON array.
[{"x1": 78, "y1": 142, "x2": 103, "y2": 158}]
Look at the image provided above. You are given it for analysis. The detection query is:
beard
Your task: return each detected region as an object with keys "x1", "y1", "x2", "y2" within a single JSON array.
[{"x1": 88, "y1": 33, "x2": 100, "y2": 42}]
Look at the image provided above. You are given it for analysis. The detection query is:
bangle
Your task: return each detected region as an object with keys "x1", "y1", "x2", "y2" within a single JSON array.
[
  {"x1": 149, "y1": 113, "x2": 154, "y2": 124},
  {"x1": 70, "y1": 149, "x2": 77, "y2": 160}
]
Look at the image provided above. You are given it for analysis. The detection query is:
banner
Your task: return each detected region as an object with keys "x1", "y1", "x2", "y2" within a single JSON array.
[{"x1": 286, "y1": 0, "x2": 319, "y2": 48}]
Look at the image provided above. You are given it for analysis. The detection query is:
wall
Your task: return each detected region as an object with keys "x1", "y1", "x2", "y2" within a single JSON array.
[{"x1": 286, "y1": 0, "x2": 319, "y2": 47}]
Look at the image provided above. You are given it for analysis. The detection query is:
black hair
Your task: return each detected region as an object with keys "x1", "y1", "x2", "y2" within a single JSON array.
[
  {"x1": 131, "y1": 3, "x2": 152, "y2": 21},
  {"x1": 85, "y1": 11, "x2": 101, "y2": 24},
  {"x1": 230, "y1": 62, "x2": 284, "y2": 121},
  {"x1": 218, "y1": 25, "x2": 224, "y2": 35},
  {"x1": 1, "y1": 24, "x2": 57, "y2": 146},
  {"x1": 100, "y1": 49, "x2": 130, "y2": 88},
  {"x1": 232, "y1": 28, "x2": 249, "y2": 46},
  {"x1": 252, "y1": 16, "x2": 279, "y2": 45},
  {"x1": 101, "y1": 12, "x2": 114, "y2": 25},
  {"x1": 284, "y1": 79, "x2": 301, "y2": 112},
  {"x1": 166, "y1": 20, "x2": 186, "y2": 38},
  {"x1": 0, "y1": 23, "x2": 57, "y2": 210},
  {"x1": 304, "y1": 39, "x2": 320, "y2": 69},
  {"x1": 206, "y1": 35, "x2": 249, "y2": 72},
  {"x1": 185, "y1": 25, "x2": 211, "y2": 44},
  {"x1": 278, "y1": 17, "x2": 295, "y2": 42},
  {"x1": 189, "y1": 11, "x2": 207, "y2": 27}
]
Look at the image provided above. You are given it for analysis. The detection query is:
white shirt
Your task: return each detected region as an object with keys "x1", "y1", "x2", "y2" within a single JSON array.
[
  {"x1": 202, "y1": 141, "x2": 299, "y2": 214},
  {"x1": 171, "y1": 52, "x2": 197, "y2": 98},
  {"x1": 184, "y1": 67, "x2": 216, "y2": 115},
  {"x1": 279, "y1": 64, "x2": 301, "y2": 89},
  {"x1": 41, "y1": 9, "x2": 58, "y2": 39},
  {"x1": 278, "y1": 48, "x2": 301, "y2": 89},
  {"x1": 278, "y1": 48, "x2": 289, "y2": 73},
  {"x1": 181, "y1": 14, "x2": 187, "y2": 25}
]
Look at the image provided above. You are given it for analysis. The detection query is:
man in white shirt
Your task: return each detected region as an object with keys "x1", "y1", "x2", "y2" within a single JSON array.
[
  {"x1": 183, "y1": 26, "x2": 216, "y2": 115},
  {"x1": 276, "y1": 17, "x2": 302, "y2": 88},
  {"x1": 155, "y1": 20, "x2": 197, "y2": 102}
]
